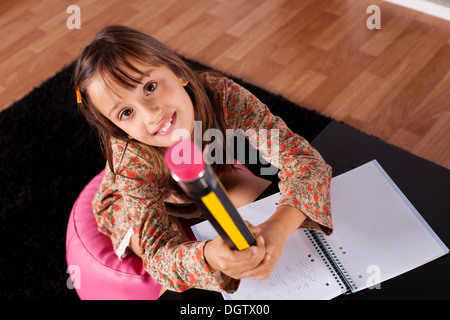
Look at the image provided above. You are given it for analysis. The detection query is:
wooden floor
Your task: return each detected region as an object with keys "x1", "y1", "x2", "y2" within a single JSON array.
[{"x1": 1, "y1": 0, "x2": 449, "y2": 169}]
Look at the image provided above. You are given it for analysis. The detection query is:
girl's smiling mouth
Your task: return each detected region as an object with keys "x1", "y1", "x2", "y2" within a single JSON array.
[{"x1": 152, "y1": 111, "x2": 176, "y2": 136}]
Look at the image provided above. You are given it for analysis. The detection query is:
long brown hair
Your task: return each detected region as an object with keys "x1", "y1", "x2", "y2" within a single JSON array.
[{"x1": 73, "y1": 25, "x2": 233, "y2": 189}]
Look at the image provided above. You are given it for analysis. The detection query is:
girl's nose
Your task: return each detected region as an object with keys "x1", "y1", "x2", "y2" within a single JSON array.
[{"x1": 142, "y1": 104, "x2": 163, "y2": 126}]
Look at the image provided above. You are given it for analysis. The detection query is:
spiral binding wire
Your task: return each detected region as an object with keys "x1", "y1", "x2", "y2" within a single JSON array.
[{"x1": 305, "y1": 230, "x2": 358, "y2": 293}]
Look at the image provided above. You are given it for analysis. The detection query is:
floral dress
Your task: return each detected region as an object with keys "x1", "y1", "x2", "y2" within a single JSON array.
[{"x1": 92, "y1": 73, "x2": 333, "y2": 293}]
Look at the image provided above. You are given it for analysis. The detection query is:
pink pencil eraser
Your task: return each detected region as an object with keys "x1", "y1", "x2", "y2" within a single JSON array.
[{"x1": 165, "y1": 141, "x2": 205, "y2": 181}]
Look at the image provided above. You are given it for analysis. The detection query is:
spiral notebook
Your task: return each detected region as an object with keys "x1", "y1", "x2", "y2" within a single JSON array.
[{"x1": 191, "y1": 160, "x2": 448, "y2": 300}]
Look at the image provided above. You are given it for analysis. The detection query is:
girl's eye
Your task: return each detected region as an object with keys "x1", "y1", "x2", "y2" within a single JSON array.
[
  {"x1": 144, "y1": 82, "x2": 157, "y2": 95},
  {"x1": 119, "y1": 108, "x2": 133, "y2": 120}
]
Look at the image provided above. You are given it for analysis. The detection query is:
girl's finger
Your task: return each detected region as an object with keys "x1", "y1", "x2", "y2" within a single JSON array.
[
  {"x1": 222, "y1": 236, "x2": 266, "y2": 277},
  {"x1": 238, "y1": 253, "x2": 273, "y2": 280},
  {"x1": 251, "y1": 253, "x2": 274, "y2": 280},
  {"x1": 224, "y1": 237, "x2": 264, "y2": 262},
  {"x1": 244, "y1": 220, "x2": 261, "y2": 234}
]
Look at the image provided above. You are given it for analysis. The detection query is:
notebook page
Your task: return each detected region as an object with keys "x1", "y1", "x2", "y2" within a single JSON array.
[
  {"x1": 191, "y1": 193, "x2": 345, "y2": 300},
  {"x1": 323, "y1": 160, "x2": 448, "y2": 291}
]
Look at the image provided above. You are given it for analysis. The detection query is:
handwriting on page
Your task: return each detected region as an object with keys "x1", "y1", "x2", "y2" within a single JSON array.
[
  {"x1": 249, "y1": 258, "x2": 317, "y2": 300},
  {"x1": 227, "y1": 231, "x2": 339, "y2": 300}
]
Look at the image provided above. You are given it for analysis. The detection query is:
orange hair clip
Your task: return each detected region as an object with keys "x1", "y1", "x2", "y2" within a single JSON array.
[{"x1": 76, "y1": 88, "x2": 82, "y2": 104}]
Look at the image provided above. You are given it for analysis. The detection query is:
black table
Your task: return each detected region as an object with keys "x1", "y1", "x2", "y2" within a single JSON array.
[{"x1": 311, "y1": 121, "x2": 450, "y2": 299}]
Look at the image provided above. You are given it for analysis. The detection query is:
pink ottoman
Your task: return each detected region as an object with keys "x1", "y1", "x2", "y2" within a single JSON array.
[{"x1": 65, "y1": 170, "x2": 162, "y2": 300}]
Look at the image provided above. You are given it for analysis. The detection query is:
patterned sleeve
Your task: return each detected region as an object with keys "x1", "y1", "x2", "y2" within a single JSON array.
[
  {"x1": 112, "y1": 139, "x2": 239, "y2": 293},
  {"x1": 208, "y1": 74, "x2": 333, "y2": 235}
]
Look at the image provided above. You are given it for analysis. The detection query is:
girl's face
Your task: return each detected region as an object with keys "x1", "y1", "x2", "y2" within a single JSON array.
[{"x1": 87, "y1": 63, "x2": 195, "y2": 147}]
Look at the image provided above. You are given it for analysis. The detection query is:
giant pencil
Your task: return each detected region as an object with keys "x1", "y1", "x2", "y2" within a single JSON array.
[{"x1": 165, "y1": 140, "x2": 256, "y2": 250}]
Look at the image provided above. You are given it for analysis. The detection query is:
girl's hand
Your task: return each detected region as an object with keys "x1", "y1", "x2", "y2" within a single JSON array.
[
  {"x1": 246, "y1": 220, "x2": 287, "y2": 280},
  {"x1": 244, "y1": 205, "x2": 307, "y2": 280},
  {"x1": 203, "y1": 223, "x2": 266, "y2": 280}
]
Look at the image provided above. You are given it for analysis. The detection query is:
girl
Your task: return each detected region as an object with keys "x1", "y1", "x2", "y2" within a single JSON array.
[{"x1": 73, "y1": 25, "x2": 332, "y2": 296}]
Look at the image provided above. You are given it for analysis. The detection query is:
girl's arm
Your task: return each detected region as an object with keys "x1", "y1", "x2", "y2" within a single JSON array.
[
  {"x1": 111, "y1": 142, "x2": 241, "y2": 293},
  {"x1": 206, "y1": 74, "x2": 333, "y2": 279}
]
